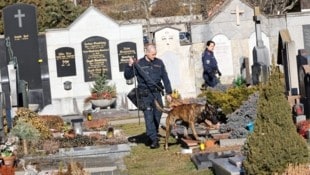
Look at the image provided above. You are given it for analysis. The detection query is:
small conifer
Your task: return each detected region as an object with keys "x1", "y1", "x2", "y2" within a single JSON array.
[{"x1": 242, "y1": 65, "x2": 309, "y2": 174}]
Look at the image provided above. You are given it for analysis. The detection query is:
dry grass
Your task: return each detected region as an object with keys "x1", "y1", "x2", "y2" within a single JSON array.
[{"x1": 116, "y1": 122, "x2": 214, "y2": 175}]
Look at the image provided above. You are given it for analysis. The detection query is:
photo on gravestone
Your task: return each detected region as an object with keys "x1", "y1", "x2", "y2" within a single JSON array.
[
  {"x1": 117, "y1": 42, "x2": 137, "y2": 72},
  {"x1": 3, "y1": 3, "x2": 42, "y2": 89},
  {"x1": 55, "y1": 47, "x2": 76, "y2": 77},
  {"x1": 82, "y1": 36, "x2": 111, "y2": 82}
]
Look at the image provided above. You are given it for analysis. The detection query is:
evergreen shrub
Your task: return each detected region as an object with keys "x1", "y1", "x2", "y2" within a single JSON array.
[
  {"x1": 242, "y1": 65, "x2": 309, "y2": 174},
  {"x1": 199, "y1": 85, "x2": 257, "y2": 115}
]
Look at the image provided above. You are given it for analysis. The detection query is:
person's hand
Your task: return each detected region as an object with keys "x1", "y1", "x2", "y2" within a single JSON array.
[
  {"x1": 128, "y1": 57, "x2": 135, "y2": 66},
  {"x1": 166, "y1": 94, "x2": 172, "y2": 103},
  {"x1": 218, "y1": 71, "x2": 222, "y2": 76}
]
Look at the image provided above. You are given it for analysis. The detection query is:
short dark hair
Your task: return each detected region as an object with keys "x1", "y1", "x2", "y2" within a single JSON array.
[{"x1": 206, "y1": 40, "x2": 215, "y2": 46}]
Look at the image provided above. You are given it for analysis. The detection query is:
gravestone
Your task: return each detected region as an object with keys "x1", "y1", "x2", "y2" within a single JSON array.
[
  {"x1": 82, "y1": 36, "x2": 111, "y2": 82},
  {"x1": 213, "y1": 34, "x2": 234, "y2": 78},
  {"x1": 277, "y1": 29, "x2": 299, "y2": 95},
  {"x1": 55, "y1": 47, "x2": 77, "y2": 77},
  {"x1": 251, "y1": 7, "x2": 270, "y2": 85},
  {"x1": 154, "y1": 27, "x2": 196, "y2": 98},
  {"x1": 303, "y1": 25, "x2": 310, "y2": 53},
  {"x1": 297, "y1": 49, "x2": 310, "y2": 118},
  {"x1": 3, "y1": 3, "x2": 42, "y2": 89},
  {"x1": 117, "y1": 42, "x2": 137, "y2": 72},
  {"x1": 240, "y1": 57, "x2": 251, "y2": 85}
]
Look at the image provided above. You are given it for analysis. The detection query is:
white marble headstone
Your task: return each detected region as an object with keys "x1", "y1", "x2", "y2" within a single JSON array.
[{"x1": 213, "y1": 34, "x2": 234, "y2": 83}]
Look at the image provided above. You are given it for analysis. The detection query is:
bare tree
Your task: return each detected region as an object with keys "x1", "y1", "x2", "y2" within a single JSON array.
[
  {"x1": 140, "y1": 0, "x2": 152, "y2": 43},
  {"x1": 246, "y1": 0, "x2": 299, "y2": 15}
]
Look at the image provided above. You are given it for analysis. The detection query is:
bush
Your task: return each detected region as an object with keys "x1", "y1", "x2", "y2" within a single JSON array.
[
  {"x1": 242, "y1": 65, "x2": 309, "y2": 174},
  {"x1": 199, "y1": 85, "x2": 257, "y2": 115}
]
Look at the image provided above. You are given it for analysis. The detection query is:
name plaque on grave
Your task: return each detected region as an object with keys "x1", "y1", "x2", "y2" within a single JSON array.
[
  {"x1": 82, "y1": 36, "x2": 111, "y2": 82},
  {"x1": 117, "y1": 42, "x2": 137, "y2": 72},
  {"x1": 55, "y1": 47, "x2": 76, "y2": 77}
]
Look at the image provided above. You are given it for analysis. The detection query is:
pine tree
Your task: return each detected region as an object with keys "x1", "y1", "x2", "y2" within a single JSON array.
[{"x1": 242, "y1": 65, "x2": 309, "y2": 174}]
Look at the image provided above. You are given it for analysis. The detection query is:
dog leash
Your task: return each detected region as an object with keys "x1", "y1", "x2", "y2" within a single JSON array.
[
  {"x1": 132, "y1": 58, "x2": 165, "y2": 109},
  {"x1": 133, "y1": 59, "x2": 165, "y2": 94}
]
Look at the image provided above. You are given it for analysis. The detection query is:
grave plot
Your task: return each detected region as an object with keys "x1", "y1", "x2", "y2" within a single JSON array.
[{"x1": 6, "y1": 107, "x2": 133, "y2": 174}]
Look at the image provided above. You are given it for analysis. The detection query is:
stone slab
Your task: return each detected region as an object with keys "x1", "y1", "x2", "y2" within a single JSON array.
[
  {"x1": 211, "y1": 157, "x2": 245, "y2": 175},
  {"x1": 211, "y1": 132, "x2": 230, "y2": 140},
  {"x1": 57, "y1": 144, "x2": 131, "y2": 158},
  {"x1": 191, "y1": 152, "x2": 217, "y2": 170},
  {"x1": 219, "y1": 138, "x2": 246, "y2": 147},
  {"x1": 228, "y1": 155, "x2": 244, "y2": 168}
]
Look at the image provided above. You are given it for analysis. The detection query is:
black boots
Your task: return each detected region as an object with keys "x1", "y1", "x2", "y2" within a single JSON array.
[{"x1": 150, "y1": 140, "x2": 160, "y2": 149}]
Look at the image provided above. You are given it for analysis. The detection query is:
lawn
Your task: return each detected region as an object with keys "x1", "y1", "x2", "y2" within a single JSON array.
[{"x1": 116, "y1": 122, "x2": 214, "y2": 175}]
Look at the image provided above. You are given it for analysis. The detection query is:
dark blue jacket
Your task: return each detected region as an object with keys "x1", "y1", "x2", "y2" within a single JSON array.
[
  {"x1": 124, "y1": 57, "x2": 172, "y2": 95},
  {"x1": 202, "y1": 50, "x2": 219, "y2": 74}
]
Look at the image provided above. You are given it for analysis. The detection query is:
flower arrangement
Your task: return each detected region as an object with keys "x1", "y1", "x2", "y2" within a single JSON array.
[
  {"x1": 84, "y1": 72, "x2": 117, "y2": 104},
  {"x1": 0, "y1": 136, "x2": 19, "y2": 157}
]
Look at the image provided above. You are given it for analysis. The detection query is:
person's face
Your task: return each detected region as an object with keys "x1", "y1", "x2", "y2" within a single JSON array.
[
  {"x1": 146, "y1": 48, "x2": 157, "y2": 61},
  {"x1": 207, "y1": 43, "x2": 215, "y2": 52}
]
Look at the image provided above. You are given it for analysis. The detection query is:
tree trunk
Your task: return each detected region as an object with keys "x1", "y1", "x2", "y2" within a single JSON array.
[{"x1": 23, "y1": 139, "x2": 28, "y2": 155}]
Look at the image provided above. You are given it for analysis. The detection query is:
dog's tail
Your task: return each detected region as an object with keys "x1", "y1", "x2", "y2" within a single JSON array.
[{"x1": 154, "y1": 100, "x2": 170, "y2": 113}]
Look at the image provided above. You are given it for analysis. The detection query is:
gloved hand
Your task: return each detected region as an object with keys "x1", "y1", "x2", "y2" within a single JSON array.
[{"x1": 217, "y1": 70, "x2": 222, "y2": 76}]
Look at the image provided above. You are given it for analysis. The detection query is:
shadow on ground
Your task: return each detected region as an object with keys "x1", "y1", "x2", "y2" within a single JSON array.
[{"x1": 128, "y1": 132, "x2": 151, "y2": 146}]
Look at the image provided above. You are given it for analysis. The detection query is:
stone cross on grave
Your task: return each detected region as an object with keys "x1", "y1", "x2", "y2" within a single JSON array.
[
  {"x1": 251, "y1": 6, "x2": 270, "y2": 85},
  {"x1": 14, "y1": 9, "x2": 25, "y2": 28},
  {"x1": 253, "y1": 7, "x2": 264, "y2": 48},
  {"x1": 231, "y1": 5, "x2": 244, "y2": 26}
]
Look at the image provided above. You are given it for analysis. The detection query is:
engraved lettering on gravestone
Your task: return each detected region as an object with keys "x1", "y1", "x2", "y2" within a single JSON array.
[
  {"x1": 55, "y1": 47, "x2": 76, "y2": 77},
  {"x1": 82, "y1": 36, "x2": 111, "y2": 82},
  {"x1": 117, "y1": 42, "x2": 137, "y2": 72},
  {"x1": 14, "y1": 9, "x2": 25, "y2": 28}
]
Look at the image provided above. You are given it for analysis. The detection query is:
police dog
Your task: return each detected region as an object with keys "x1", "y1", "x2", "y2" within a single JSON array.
[{"x1": 155, "y1": 100, "x2": 206, "y2": 150}]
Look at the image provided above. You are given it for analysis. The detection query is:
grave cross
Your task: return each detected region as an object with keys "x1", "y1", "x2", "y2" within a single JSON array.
[
  {"x1": 253, "y1": 7, "x2": 264, "y2": 47},
  {"x1": 231, "y1": 5, "x2": 244, "y2": 26},
  {"x1": 14, "y1": 9, "x2": 25, "y2": 28}
]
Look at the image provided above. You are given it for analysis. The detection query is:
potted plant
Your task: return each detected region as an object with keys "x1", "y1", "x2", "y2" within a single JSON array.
[
  {"x1": 0, "y1": 136, "x2": 19, "y2": 166},
  {"x1": 84, "y1": 72, "x2": 117, "y2": 108}
]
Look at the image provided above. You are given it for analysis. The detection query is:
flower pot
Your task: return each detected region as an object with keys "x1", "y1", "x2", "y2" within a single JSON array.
[
  {"x1": 91, "y1": 98, "x2": 116, "y2": 108},
  {"x1": 2, "y1": 156, "x2": 15, "y2": 166}
]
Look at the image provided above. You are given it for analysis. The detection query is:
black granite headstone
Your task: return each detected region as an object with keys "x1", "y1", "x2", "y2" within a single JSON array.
[
  {"x1": 38, "y1": 34, "x2": 51, "y2": 107},
  {"x1": 82, "y1": 36, "x2": 111, "y2": 82},
  {"x1": 3, "y1": 3, "x2": 42, "y2": 89},
  {"x1": 55, "y1": 47, "x2": 77, "y2": 77},
  {"x1": 117, "y1": 42, "x2": 137, "y2": 72}
]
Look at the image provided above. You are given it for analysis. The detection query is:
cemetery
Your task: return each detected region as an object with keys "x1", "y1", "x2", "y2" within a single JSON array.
[{"x1": 0, "y1": 0, "x2": 309, "y2": 174}]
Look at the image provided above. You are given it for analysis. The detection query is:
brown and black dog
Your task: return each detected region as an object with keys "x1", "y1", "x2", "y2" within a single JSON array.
[{"x1": 155, "y1": 100, "x2": 209, "y2": 150}]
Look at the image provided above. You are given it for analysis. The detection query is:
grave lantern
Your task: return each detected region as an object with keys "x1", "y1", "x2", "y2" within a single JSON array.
[
  {"x1": 63, "y1": 81, "x2": 72, "y2": 90},
  {"x1": 71, "y1": 119, "x2": 83, "y2": 135},
  {"x1": 293, "y1": 99, "x2": 304, "y2": 116}
]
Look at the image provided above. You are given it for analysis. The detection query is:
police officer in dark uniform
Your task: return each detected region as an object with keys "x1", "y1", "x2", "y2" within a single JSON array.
[
  {"x1": 202, "y1": 40, "x2": 221, "y2": 88},
  {"x1": 124, "y1": 44, "x2": 172, "y2": 149}
]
